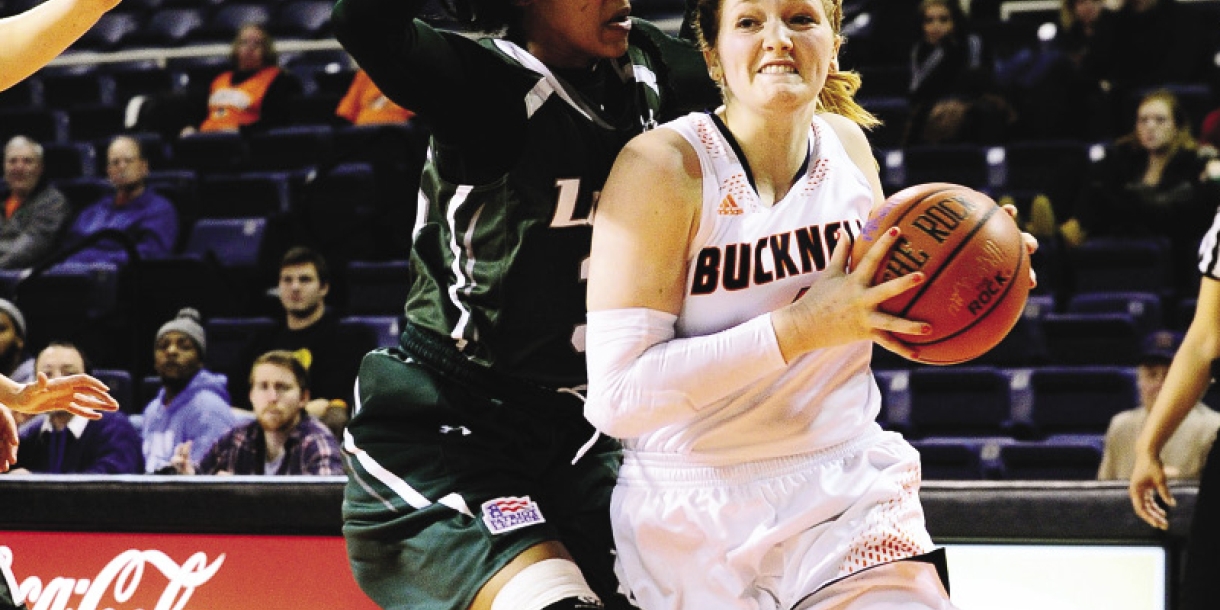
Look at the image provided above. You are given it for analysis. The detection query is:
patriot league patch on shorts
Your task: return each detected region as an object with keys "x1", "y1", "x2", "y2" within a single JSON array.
[{"x1": 481, "y1": 496, "x2": 546, "y2": 534}]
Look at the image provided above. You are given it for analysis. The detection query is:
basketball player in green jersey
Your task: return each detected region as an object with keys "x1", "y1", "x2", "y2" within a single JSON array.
[{"x1": 330, "y1": 0, "x2": 717, "y2": 608}]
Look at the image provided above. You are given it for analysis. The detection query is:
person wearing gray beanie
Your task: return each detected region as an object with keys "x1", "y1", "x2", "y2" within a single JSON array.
[
  {"x1": 142, "y1": 307, "x2": 235, "y2": 474},
  {"x1": 155, "y1": 307, "x2": 206, "y2": 355}
]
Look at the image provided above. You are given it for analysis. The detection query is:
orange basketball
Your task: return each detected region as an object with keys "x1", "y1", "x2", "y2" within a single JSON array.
[{"x1": 850, "y1": 183, "x2": 1029, "y2": 365}]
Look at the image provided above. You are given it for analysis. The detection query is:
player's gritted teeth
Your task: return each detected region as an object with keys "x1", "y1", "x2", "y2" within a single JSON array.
[{"x1": 758, "y1": 60, "x2": 798, "y2": 75}]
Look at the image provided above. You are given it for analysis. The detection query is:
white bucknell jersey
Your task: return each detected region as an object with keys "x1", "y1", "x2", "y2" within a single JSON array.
[{"x1": 632, "y1": 112, "x2": 883, "y2": 463}]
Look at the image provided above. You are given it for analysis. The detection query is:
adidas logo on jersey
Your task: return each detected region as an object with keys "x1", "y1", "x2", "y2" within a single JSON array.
[{"x1": 718, "y1": 195, "x2": 743, "y2": 216}]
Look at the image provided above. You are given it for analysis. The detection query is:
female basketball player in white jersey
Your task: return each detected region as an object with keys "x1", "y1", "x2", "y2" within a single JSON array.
[{"x1": 584, "y1": 0, "x2": 1034, "y2": 607}]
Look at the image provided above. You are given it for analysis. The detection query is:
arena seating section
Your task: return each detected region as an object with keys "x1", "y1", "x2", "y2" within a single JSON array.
[{"x1": 0, "y1": 0, "x2": 1218, "y2": 480}]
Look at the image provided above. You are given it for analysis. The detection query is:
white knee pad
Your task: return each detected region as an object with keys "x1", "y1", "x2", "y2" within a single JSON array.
[{"x1": 490, "y1": 558, "x2": 602, "y2": 610}]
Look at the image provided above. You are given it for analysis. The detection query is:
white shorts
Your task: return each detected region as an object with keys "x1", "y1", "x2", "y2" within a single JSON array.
[{"x1": 611, "y1": 430, "x2": 948, "y2": 610}]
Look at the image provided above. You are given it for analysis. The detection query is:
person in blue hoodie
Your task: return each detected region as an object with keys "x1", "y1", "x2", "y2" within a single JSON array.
[{"x1": 141, "y1": 308, "x2": 236, "y2": 474}]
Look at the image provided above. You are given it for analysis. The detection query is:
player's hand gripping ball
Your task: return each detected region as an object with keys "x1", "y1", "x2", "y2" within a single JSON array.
[{"x1": 851, "y1": 183, "x2": 1030, "y2": 365}]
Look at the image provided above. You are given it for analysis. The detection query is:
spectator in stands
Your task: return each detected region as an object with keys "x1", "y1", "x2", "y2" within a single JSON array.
[
  {"x1": 141, "y1": 308, "x2": 236, "y2": 474},
  {"x1": 1099, "y1": 330, "x2": 1220, "y2": 480},
  {"x1": 1131, "y1": 205, "x2": 1220, "y2": 609},
  {"x1": 8, "y1": 342, "x2": 142, "y2": 474},
  {"x1": 57, "y1": 135, "x2": 178, "y2": 267},
  {"x1": 169, "y1": 350, "x2": 342, "y2": 475},
  {"x1": 1001, "y1": 0, "x2": 1117, "y2": 141},
  {"x1": 0, "y1": 136, "x2": 70, "y2": 270},
  {"x1": 1055, "y1": 0, "x2": 1117, "y2": 83},
  {"x1": 334, "y1": 68, "x2": 414, "y2": 126},
  {"x1": 1059, "y1": 89, "x2": 1220, "y2": 298},
  {"x1": 1104, "y1": 0, "x2": 1214, "y2": 114},
  {"x1": 903, "y1": 0, "x2": 1011, "y2": 145},
  {"x1": 230, "y1": 247, "x2": 373, "y2": 439},
  {"x1": 181, "y1": 23, "x2": 302, "y2": 137}
]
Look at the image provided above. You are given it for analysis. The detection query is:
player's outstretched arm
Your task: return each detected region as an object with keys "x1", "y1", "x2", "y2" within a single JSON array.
[
  {"x1": 1131, "y1": 277, "x2": 1220, "y2": 529},
  {"x1": 0, "y1": 372, "x2": 119, "y2": 419},
  {"x1": 0, "y1": 0, "x2": 121, "y2": 91}
]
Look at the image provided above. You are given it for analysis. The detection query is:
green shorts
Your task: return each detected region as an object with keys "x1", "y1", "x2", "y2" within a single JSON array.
[{"x1": 343, "y1": 338, "x2": 627, "y2": 610}]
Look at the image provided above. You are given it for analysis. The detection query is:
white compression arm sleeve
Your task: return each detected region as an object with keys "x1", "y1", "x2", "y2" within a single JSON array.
[{"x1": 584, "y1": 308, "x2": 787, "y2": 439}]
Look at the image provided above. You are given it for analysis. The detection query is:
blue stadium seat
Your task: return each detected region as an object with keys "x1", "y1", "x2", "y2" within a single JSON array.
[
  {"x1": 970, "y1": 314, "x2": 1047, "y2": 367},
  {"x1": 1024, "y1": 293, "x2": 1056, "y2": 319},
  {"x1": 970, "y1": 292, "x2": 1052, "y2": 368},
  {"x1": 92, "y1": 368, "x2": 136, "y2": 415},
  {"x1": 286, "y1": 92, "x2": 342, "y2": 125},
  {"x1": 974, "y1": 19, "x2": 1040, "y2": 62},
  {"x1": 898, "y1": 144, "x2": 998, "y2": 191},
  {"x1": 128, "y1": 256, "x2": 246, "y2": 377},
  {"x1": 198, "y1": 172, "x2": 291, "y2": 218},
  {"x1": 139, "y1": 374, "x2": 161, "y2": 408},
  {"x1": 38, "y1": 68, "x2": 114, "y2": 110},
  {"x1": 42, "y1": 142, "x2": 97, "y2": 181},
  {"x1": 130, "y1": 9, "x2": 207, "y2": 48},
  {"x1": 248, "y1": 125, "x2": 334, "y2": 172},
  {"x1": 0, "y1": 77, "x2": 41, "y2": 109},
  {"x1": 1070, "y1": 237, "x2": 1173, "y2": 296},
  {"x1": 1176, "y1": 297, "x2": 1197, "y2": 331},
  {"x1": 1027, "y1": 365, "x2": 1139, "y2": 438},
  {"x1": 909, "y1": 439, "x2": 989, "y2": 480},
  {"x1": 108, "y1": 63, "x2": 178, "y2": 106},
  {"x1": 345, "y1": 259, "x2": 411, "y2": 316},
  {"x1": 873, "y1": 368, "x2": 911, "y2": 432},
  {"x1": 53, "y1": 176, "x2": 111, "y2": 213},
  {"x1": 310, "y1": 67, "x2": 357, "y2": 97},
  {"x1": 167, "y1": 54, "x2": 230, "y2": 96},
  {"x1": 26, "y1": 263, "x2": 121, "y2": 319},
  {"x1": 73, "y1": 11, "x2": 143, "y2": 52},
  {"x1": 199, "y1": 4, "x2": 273, "y2": 43},
  {"x1": 998, "y1": 440, "x2": 1104, "y2": 480},
  {"x1": 271, "y1": 0, "x2": 333, "y2": 38},
  {"x1": 1040, "y1": 312, "x2": 1142, "y2": 366},
  {"x1": 0, "y1": 270, "x2": 22, "y2": 299},
  {"x1": 1067, "y1": 291, "x2": 1165, "y2": 336},
  {"x1": 67, "y1": 104, "x2": 125, "y2": 142},
  {"x1": 340, "y1": 315, "x2": 401, "y2": 349},
  {"x1": 998, "y1": 140, "x2": 1090, "y2": 200},
  {"x1": 183, "y1": 217, "x2": 267, "y2": 269},
  {"x1": 171, "y1": 131, "x2": 249, "y2": 174},
  {"x1": 144, "y1": 169, "x2": 199, "y2": 234},
  {"x1": 859, "y1": 96, "x2": 910, "y2": 149},
  {"x1": 205, "y1": 316, "x2": 276, "y2": 377},
  {"x1": 856, "y1": 65, "x2": 909, "y2": 98},
  {"x1": 907, "y1": 366, "x2": 1014, "y2": 438},
  {"x1": 16, "y1": 262, "x2": 133, "y2": 370},
  {"x1": 0, "y1": 108, "x2": 68, "y2": 144}
]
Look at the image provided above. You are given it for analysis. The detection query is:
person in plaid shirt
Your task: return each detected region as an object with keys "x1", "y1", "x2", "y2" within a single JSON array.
[{"x1": 170, "y1": 350, "x2": 343, "y2": 475}]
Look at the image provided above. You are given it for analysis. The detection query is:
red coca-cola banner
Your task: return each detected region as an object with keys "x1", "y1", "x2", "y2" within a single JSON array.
[{"x1": 1, "y1": 532, "x2": 379, "y2": 610}]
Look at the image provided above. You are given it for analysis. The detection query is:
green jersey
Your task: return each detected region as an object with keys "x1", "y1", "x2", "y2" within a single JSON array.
[{"x1": 335, "y1": 1, "x2": 716, "y2": 388}]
